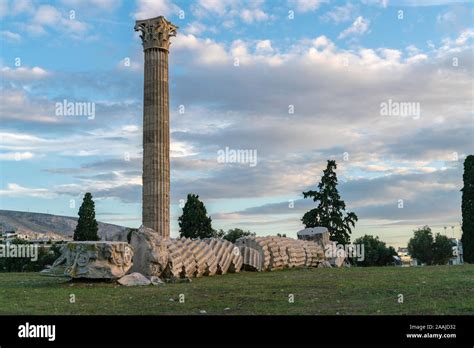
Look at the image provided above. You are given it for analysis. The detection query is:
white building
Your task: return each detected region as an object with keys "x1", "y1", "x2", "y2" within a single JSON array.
[
  {"x1": 397, "y1": 247, "x2": 412, "y2": 266},
  {"x1": 449, "y1": 239, "x2": 463, "y2": 265}
]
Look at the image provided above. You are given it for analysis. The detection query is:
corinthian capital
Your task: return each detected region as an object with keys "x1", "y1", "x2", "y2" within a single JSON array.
[{"x1": 134, "y1": 16, "x2": 178, "y2": 51}]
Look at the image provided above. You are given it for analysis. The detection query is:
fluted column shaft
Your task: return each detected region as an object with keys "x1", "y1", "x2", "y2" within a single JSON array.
[
  {"x1": 135, "y1": 16, "x2": 177, "y2": 238},
  {"x1": 142, "y1": 48, "x2": 170, "y2": 236}
]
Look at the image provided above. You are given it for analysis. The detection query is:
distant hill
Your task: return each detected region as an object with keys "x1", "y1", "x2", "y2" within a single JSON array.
[{"x1": 0, "y1": 210, "x2": 129, "y2": 241}]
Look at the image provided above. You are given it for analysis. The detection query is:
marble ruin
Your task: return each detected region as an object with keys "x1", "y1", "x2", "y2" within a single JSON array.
[
  {"x1": 44, "y1": 241, "x2": 133, "y2": 279},
  {"x1": 44, "y1": 227, "x2": 342, "y2": 281},
  {"x1": 126, "y1": 225, "x2": 339, "y2": 280},
  {"x1": 236, "y1": 235, "x2": 327, "y2": 272},
  {"x1": 130, "y1": 226, "x2": 243, "y2": 279}
]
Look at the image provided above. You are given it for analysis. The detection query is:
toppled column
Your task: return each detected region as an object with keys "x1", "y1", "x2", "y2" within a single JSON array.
[
  {"x1": 236, "y1": 235, "x2": 336, "y2": 270},
  {"x1": 203, "y1": 238, "x2": 242, "y2": 274},
  {"x1": 130, "y1": 226, "x2": 242, "y2": 279}
]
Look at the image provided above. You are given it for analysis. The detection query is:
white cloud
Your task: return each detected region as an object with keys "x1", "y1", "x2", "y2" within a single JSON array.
[
  {"x1": 0, "y1": 132, "x2": 53, "y2": 151},
  {"x1": 455, "y1": 29, "x2": 474, "y2": 46},
  {"x1": 240, "y1": 8, "x2": 270, "y2": 23},
  {"x1": 0, "y1": 89, "x2": 62, "y2": 124},
  {"x1": 365, "y1": 164, "x2": 389, "y2": 172},
  {"x1": 0, "y1": 127, "x2": 141, "y2": 159},
  {"x1": 60, "y1": 0, "x2": 121, "y2": 10},
  {"x1": 1, "y1": 66, "x2": 49, "y2": 80},
  {"x1": 0, "y1": 132, "x2": 46, "y2": 146},
  {"x1": 122, "y1": 125, "x2": 139, "y2": 133},
  {"x1": 406, "y1": 53, "x2": 427, "y2": 64},
  {"x1": 379, "y1": 48, "x2": 402, "y2": 61},
  {"x1": 165, "y1": 32, "x2": 472, "y2": 191},
  {"x1": 0, "y1": 30, "x2": 21, "y2": 43},
  {"x1": 394, "y1": 0, "x2": 468, "y2": 6},
  {"x1": 321, "y1": 3, "x2": 357, "y2": 24},
  {"x1": 288, "y1": 0, "x2": 326, "y2": 13},
  {"x1": 192, "y1": 0, "x2": 272, "y2": 25},
  {"x1": 312, "y1": 35, "x2": 334, "y2": 49},
  {"x1": 173, "y1": 34, "x2": 228, "y2": 65},
  {"x1": 338, "y1": 16, "x2": 370, "y2": 39},
  {"x1": 361, "y1": 0, "x2": 389, "y2": 8},
  {"x1": 255, "y1": 40, "x2": 273, "y2": 54},
  {"x1": 437, "y1": 10, "x2": 456, "y2": 24},
  {"x1": 434, "y1": 29, "x2": 474, "y2": 57},
  {"x1": 24, "y1": 23, "x2": 47, "y2": 36},
  {"x1": 0, "y1": 152, "x2": 34, "y2": 161},
  {"x1": 0, "y1": 183, "x2": 55, "y2": 198},
  {"x1": 194, "y1": 0, "x2": 233, "y2": 16},
  {"x1": 405, "y1": 44, "x2": 421, "y2": 56},
  {"x1": 25, "y1": 4, "x2": 89, "y2": 38},
  {"x1": 33, "y1": 5, "x2": 64, "y2": 25},
  {"x1": 183, "y1": 21, "x2": 207, "y2": 35},
  {"x1": 134, "y1": 0, "x2": 178, "y2": 19},
  {"x1": 11, "y1": 0, "x2": 35, "y2": 15}
]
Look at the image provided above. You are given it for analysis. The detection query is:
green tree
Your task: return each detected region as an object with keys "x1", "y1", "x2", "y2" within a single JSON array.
[
  {"x1": 461, "y1": 155, "x2": 474, "y2": 263},
  {"x1": 73, "y1": 192, "x2": 99, "y2": 241},
  {"x1": 0, "y1": 238, "x2": 29, "y2": 272},
  {"x1": 433, "y1": 233, "x2": 454, "y2": 265},
  {"x1": 302, "y1": 160, "x2": 358, "y2": 244},
  {"x1": 353, "y1": 235, "x2": 397, "y2": 267},
  {"x1": 0, "y1": 239, "x2": 62, "y2": 272},
  {"x1": 408, "y1": 226, "x2": 434, "y2": 265},
  {"x1": 23, "y1": 244, "x2": 62, "y2": 272},
  {"x1": 408, "y1": 226, "x2": 455, "y2": 265},
  {"x1": 178, "y1": 194, "x2": 214, "y2": 239},
  {"x1": 222, "y1": 228, "x2": 256, "y2": 243},
  {"x1": 214, "y1": 229, "x2": 226, "y2": 239}
]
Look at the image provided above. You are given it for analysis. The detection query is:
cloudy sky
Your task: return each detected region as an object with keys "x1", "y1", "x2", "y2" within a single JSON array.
[{"x1": 0, "y1": 0, "x2": 472, "y2": 247}]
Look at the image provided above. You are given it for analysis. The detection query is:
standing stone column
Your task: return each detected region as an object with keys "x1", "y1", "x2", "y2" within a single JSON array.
[{"x1": 135, "y1": 16, "x2": 178, "y2": 237}]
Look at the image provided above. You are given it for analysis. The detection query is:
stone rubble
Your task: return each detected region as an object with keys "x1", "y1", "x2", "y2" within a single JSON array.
[
  {"x1": 117, "y1": 272, "x2": 151, "y2": 286},
  {"x1": 149, "y1": 276, "x2": 165, "y2": 286}
]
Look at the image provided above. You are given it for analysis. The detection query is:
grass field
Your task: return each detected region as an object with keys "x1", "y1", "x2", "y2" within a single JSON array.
[{"x1": 1, "y1": 265, "x2": 473, "y2": 315}]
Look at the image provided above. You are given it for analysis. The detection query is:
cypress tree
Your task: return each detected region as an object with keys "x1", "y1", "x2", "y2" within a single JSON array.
[
  {"x1": 461, "y1": 155, "x2": 474, "y2": 263},
  {"x1": 73, "y1": 192, "x2": 99, "y2": 241},
  {"x1": 178, "y1": 194, "x2": 214, "y2": 239}
]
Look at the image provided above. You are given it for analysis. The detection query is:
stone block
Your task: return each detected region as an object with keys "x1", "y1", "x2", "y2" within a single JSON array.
[
  {"x1": 46, "y1": 241, "x2": 133, "y2": 279},
  {"x1": 118, "y1": 272, "x2": 151, "y2": 286}
]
